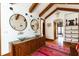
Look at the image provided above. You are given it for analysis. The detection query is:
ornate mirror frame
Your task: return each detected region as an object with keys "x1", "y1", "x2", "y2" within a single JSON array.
[
  {"x1": 30, "y1": 19, "x2": 39, "y2": 32},
  {"x1": 9, "y1": 14, "x2": 27, "y2": 31}
]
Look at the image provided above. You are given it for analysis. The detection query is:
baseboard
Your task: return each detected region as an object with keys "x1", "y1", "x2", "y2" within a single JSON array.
[{"x1": 46, "y1": 38, "x2": 54, "y2": 41}]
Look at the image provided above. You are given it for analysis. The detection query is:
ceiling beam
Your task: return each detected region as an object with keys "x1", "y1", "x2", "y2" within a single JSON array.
[
  {"x1": 58, "y1": 7, "x2": 79, "y2": 12},
  {"x1": 29, "y1": 3, "x2": 39, "y2": 13},
  {"x1": 45, "y1": 7, "x2": 79, "y2": 19},
  {"x1": 45, "y1": 8, "x2": 58, "y2": 19},
  {"x1": 54, "y1": 3, "x2": 79, "y2": 5},
  {"x1": 39, "y1": 3, "x2": 54, "y2": 17}
]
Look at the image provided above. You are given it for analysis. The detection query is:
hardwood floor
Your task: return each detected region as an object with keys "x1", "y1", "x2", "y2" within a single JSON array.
[{"x1": 46, "y1": 39, "x2": 70, "y2": 48}]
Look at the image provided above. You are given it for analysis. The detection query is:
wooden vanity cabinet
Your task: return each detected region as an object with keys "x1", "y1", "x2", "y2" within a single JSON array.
[
  {"x1": 30, "y1": 39, "x2": 37, "y2": 53},
  {"x1": 10, "y1": 41, "x2": 31, "y2": 56},
  {"x1": 10, "y1": 37, "x2": 45, "y2": 56}
]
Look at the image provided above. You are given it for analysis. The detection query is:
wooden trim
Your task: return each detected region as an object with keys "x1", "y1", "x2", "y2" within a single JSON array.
[
  {"x1": 40, "y1": 18, "x2": 41, "y2": 37},
  {"x1": 58, "y1": 7, "x2": 79, "y2": 12},
  {"x1": 39, "y1": 3, "x2": 54, "y2": 17},
  {"x1": 45, "y1": 7, "x2": 79, "y2": 19},
  {"x1": 43, "y1": 20, "x2": 45, "y2": 37},
  {"x1": 29, "y1": 3, "x2": 39, "y2": 13},
  {"x1": 62, "y1": 3, "x2": 79, "y2": 5},
  {"x1": 46, "y1": 38, "x2": 54, "y2": 41},
  {"x1": 54, "y1": 3, "x2": 79, "y2": 5}
]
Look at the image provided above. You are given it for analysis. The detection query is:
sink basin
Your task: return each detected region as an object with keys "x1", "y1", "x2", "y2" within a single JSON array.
[{"x1": 18, "y1": 37, "x2": 26, "y2": 41}]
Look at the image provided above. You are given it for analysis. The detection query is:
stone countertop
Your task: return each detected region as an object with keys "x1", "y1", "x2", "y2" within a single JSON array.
[{"x1": 10, "y1": 36, "x2": 41, "y2": 44}]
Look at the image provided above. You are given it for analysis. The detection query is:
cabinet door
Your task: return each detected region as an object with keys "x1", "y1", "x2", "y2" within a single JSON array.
[
  {"x1": 39, "y1": 37, "x2": 45, "y2": 47},
  {"x1": 35, "y1": 38, "x2": 40, "y2": 49},
  {"x1": 41, "y1": 37, "x2": 45, "y2": 46},
  {"x1": 30, "y1": 39, "x2": 36, "y2": 53},
  {"x1": 14, "y1": 44, "x2": 22, "y2": 56},
  {"x1": 13, "y1": 41, "x2": 31, "y2": 56},
  {"x1": 38, "y1": 38, "x2": 41, "y2": 47},
  {"x1": 22, "y1": 41, "x2": 31, "y2": 55}
]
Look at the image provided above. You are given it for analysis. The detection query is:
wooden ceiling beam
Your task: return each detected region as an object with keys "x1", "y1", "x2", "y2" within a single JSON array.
[
  {"x1": 39, "y1": 3, "x2": 54, "y2": 17},
  {"x1": 58, "y1": 7, "x2": 79, "y2": 12},
  {"x1": 45, "y1": 8, "x2": 58, "y2": 19},
  {"x1": 29, "y1": 3, "x2": 39, "y2": 13},
  {"x1": 45, "y1": 7, "x2": 79, "y2": 19}
]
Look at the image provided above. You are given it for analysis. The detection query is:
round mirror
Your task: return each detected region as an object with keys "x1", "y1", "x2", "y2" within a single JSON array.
[
  {"x1": 9, "y1": 14, "x2": 27, "y2": 31},
  {"x1": 30, "y1": 19, "x2": 39, "y2": 32}
]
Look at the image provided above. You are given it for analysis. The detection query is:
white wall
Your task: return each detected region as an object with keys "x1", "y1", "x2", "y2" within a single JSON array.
[
  {"x1": 45, "y1": 14, "x2": 56, "y2": 40},
  {"x1": 1, "y1": 3, "x2": 42, "y2": 55}
]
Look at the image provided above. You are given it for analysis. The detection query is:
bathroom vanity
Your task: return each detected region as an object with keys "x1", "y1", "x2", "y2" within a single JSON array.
[{"x1": 9, "y1": 36, "x2": 45, "y2": 56}]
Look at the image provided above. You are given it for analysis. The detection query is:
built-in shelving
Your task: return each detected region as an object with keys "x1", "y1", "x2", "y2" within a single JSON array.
[{"x1": 64, "y1": 13, "x2": 79, "y2": 43}]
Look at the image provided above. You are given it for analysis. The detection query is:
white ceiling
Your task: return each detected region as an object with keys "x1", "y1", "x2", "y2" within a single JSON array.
[{"x1": 33, "y1": 3, "x2": 79, "y2": 19}]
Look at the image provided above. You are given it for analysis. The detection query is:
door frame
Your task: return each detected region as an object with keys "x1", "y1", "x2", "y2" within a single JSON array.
[{"x1": 54, "y1": 21, "x2": 57, "y2": 39}]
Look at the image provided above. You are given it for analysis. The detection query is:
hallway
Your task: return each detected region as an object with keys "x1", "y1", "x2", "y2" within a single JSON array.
[{"x1": 57, "y1": 35, "x2": 64, "y2": 47}]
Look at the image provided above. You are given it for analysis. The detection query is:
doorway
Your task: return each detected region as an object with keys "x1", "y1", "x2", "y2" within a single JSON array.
[{"x1": 54, "y1": 20, "x2": 64, "y2": 47}]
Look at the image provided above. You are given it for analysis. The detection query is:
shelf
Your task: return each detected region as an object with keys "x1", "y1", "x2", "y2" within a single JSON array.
[
  {"x1": 66, "y1": 25, "x2": 79, "y2": 26},
  {"x1": 65, "y1": 13, "x2": 79, "y2": 43},
  {"x1": 65, "y1": 29, "x2": 78, "y2": 31},
  {"x1": 64, "y1": 40, "x2": 78, "y2": 43},
  {"x1": 65, "y1": 33, "x2": 79, "y2": 34},
  {"x1": 65, "y1": 37, "x2": 79, "y2": 39}
]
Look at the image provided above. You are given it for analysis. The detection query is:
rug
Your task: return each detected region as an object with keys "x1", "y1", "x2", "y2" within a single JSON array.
[{"x1": 32, "y1": 44, "x2": 70, "y2": 56}]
